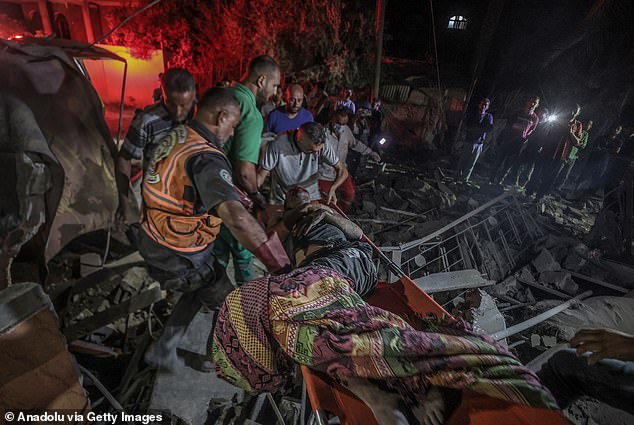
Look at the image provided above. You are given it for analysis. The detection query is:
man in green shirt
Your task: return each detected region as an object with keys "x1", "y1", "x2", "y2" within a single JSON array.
[
  {"x1": 557, "y1": 119, "x2": 592, "y2": 190},
  {"x1": 214, "y1": 55, "x2": 281, "y2": 284}
]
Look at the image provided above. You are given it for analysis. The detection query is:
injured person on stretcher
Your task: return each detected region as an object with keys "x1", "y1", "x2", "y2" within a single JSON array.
[{"x1": 211, "y1": 188, "x2": 559, "y2": 424}]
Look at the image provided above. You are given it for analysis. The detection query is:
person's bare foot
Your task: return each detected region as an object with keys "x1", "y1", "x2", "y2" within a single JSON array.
[
  {"x1": 411, "y1": 386, "x2": 446, "y2": 425},
  {"x1": 343, "y1": 378, "x2": 410, "y2": 425}
]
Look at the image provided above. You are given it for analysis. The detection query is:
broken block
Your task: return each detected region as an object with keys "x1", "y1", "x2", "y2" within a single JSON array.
[
  {"x1": 539, "y1": 271, "x2": 579, "y2": 295},
  {"x1": 532, "y1": 249, "x2": 561, "y2": 273},
  {"x1": 0, "y1": 283, "x2": 89, "y2": 412}
]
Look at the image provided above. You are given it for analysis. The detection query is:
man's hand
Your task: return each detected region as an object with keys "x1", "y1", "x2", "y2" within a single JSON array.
[
  {"x1": 115, "y1": 197, "x2": 130, "y2": 225},
  {"x1": 369, "y1": 151, "x2": 381, "y2": 162},
  {"x1": 570, "y1": 329, "x2": 634, "y2": 365},
  {"x1": 326, "y1": 188, "x2": 338, "y2": 205}
]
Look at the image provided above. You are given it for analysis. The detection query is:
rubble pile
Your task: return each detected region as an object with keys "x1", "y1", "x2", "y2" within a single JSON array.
[
  {"x1": 537, "y1": 194, "x2": 600, "y2": 235},
  {"x1": 352, "y1": 163, "x2": 504, "y2": 246},
  {"x1": 63, "y1": 266, "x2": 161, "y2": 338}
]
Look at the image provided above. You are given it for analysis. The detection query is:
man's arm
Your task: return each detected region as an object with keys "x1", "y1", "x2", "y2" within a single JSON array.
[
  {"x1": 326, "y1": 161, "x2": 349, "y2": 204},
  {"x1": 349, "y1": 137, "x2": 380, "y2": 161},
  {"x1": 115, "y1": 113, "x2": 148, "y2": 222},
  {"x1": 216, "y1": 200, "x2": 268, "y2": 250},
  {"x1": 570, "y1": 329, "x2": 634, "y2": 365},
  {"x1": 216, "y1": 200, "x2": 290, "y2": 273},
  {"x1": 257, "y1": 168, "x2": 270, "y2": 188},
  {"x1": 234, "y1": 160, "x2": 259, "y2": 194}
]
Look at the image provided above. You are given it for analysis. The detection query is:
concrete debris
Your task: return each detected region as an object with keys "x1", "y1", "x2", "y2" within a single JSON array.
[
  {"x1": 531, "y1": 248, "x2": 561, "y2": 273},
  {"x1": 470, "y1": 290, "x2": 507, "y2": 341},
  {"x1": 538, "y1": 271, "x2": 579, "y2": 295},
  {"x1": 538, "y1": 195, "x2": 597, "y2": 236},
  {"x1": 0, "y1": 283, "x2": 89, "y2": 412},
  {"x1": 544, "y1": 296, "x2": 634, "y2": 341},
  {"x1": 64, "y1": 266, "x2": 161, "y2": 338},
  {"x1": 414, "y1": 269, "x2": 494, "y2": 294}
]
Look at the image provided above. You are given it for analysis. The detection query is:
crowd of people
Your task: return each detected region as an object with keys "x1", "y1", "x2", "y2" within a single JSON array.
[
  {"x1": 456, "y1": 95, "x2": 634, "y2": 203},
  {"x1": 111, "y1": 55, "x2": 634, "y2": 423}
]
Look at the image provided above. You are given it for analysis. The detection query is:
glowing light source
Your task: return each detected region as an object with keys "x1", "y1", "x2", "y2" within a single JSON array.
[
  {"x1": 546, "y1": 114, "x2": 558, "y2": 122},
  {"x1": 379, "y1": 138, "x2": 387, "y2": 145}
]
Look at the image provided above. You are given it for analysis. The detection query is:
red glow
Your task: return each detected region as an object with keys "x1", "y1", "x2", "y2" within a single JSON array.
[{"x1": 83, "y1": 45, "x2": 164, "y2": 137}]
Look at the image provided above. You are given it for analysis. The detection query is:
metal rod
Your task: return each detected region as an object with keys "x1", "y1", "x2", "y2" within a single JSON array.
[{"x1": 491, "y1": 290, "x2": 592, "y2": 340}]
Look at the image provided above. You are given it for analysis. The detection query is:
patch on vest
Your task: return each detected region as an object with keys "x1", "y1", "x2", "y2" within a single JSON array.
[
  {"x1": 219, "y1": 169, "x2": 234, "y2": 186},
  {"x1": 144, "y1": 125, "x2": 188, "y2": 184}
]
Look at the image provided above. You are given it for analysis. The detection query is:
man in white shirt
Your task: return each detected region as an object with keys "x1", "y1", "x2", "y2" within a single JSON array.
[{"x1": 319, "y1": 108, "x2": 380, "y2": 212}]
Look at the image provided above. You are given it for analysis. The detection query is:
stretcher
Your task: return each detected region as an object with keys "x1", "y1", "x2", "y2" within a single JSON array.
[{"x1": 300, "y1": 204, "x2": 572, "y2": 425}]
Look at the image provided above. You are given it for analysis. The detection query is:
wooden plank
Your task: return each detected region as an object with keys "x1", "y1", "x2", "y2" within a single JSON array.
[
  {"x1": 64, "y1": 287, "x2": 162, "y2": 341},
  {"x1": 567, "y1": 270, "x2": 629, "y2": 294},
  {"x1": 516, "y1": 276, "x2": 571, "y2": 299}
]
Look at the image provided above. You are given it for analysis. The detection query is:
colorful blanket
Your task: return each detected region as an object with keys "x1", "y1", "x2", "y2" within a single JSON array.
[{"x1": 212, "y1": 265, "x2": 557, "y2": 409}]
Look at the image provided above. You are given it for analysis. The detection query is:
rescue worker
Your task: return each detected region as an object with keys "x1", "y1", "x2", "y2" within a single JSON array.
[
  {"x1": 214, "y1": 55, "x2": 281, "y2": 285},
  {"x1": 139, "y1": 88, "x2": 290, "y2": 370},
  {"x1": 115, "y1": 68, "x2": 196, "y2": 223}
]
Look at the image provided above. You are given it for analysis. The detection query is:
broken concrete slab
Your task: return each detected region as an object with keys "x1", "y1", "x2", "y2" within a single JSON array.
[
  {"x1": 413, "y1": 269, "x2": 494, "y2": 294},
  {"x1": 0, "y1": 283, "x2": 89, "y2": 412},
  {"x1": 539, "y1": 271, "x2": 579, "y2": 295},
  {"x1": 544, "y1": 296, "x2": 634, "y2": 341},
  {"x1": 532, "y1": 248, "x2": 561, "y2": 273},
  {"x1": 470, "y1": 290, "x2": 507, "y2": 346}
]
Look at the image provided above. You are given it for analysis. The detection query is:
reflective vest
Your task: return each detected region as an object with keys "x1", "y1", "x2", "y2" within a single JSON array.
[{"x1": 141, "y1": 125, "x2": 224, "y2": 252}]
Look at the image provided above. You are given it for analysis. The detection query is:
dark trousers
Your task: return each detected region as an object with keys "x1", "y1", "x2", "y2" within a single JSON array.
[
  {"x1": 456, "y1": 142, "x2": 483, "y2": 181},
  {"x1": 489, "y1": 140, "x2": 522, "y2": 184},
  {"x1": 138, "y1": 230, "x2": 235, "y2": 365},
  {"x1": 526, "y1": 158, "x2": 564, "y2": 199},
  {"x1": 538, "y1": 348, "x2": 634, "y2": 415}
]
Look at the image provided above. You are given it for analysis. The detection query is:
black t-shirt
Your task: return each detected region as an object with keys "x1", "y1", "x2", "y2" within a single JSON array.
[{"x1": 186, "y1": 121, "x2": 241, "y2": 213}]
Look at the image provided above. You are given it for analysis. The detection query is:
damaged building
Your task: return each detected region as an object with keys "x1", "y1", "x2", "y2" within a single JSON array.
[{"x1": 2, "y1": 1, "x2": 634, "y2": 425}]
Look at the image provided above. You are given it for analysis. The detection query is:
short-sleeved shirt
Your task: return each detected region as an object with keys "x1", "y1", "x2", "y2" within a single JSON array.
[
  {"x1": 264, "y1": 106, "x2": 314, "y2": 134},
  {"x1": 261, "y1": 131, "x2": 339, "y2": 203},
  {"x1": 223, "y1": 82, "x2": 263, "y2": 165},
  {"x1": 569, "y1": 130, "x2": 589, "y2": 160},
  {"x1": 186, "y1": 121, "x2": 241, "y2": 213},
  {"x1": 499, "y1": 111, "x2": 539, "y2": 146},
  {"x1": 291, "y1": 223, "x2": 377, "y2": 298},
  {"x1": 320, "y1": 130, "x2": 352, "y2": 181},
  {"x1": 121, "y1": 103, "x2": 178, "y2": 160},
  {"x1": 337, "y1": 99, "x2": 356, "y2": 115}
]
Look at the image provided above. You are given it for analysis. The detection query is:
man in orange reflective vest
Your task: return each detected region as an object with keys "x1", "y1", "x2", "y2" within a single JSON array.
[{"x1": 137, "y1": 87, "x2": 290, "y2": 370}]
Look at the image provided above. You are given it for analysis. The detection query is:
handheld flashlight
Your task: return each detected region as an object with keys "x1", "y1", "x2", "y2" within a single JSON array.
[{"x1": 379, "y1": 138, "x2": 387, "y2": 145}]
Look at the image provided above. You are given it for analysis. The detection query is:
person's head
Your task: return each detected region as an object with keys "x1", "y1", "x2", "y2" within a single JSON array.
[
  {"x1": 524, "y1": 96, "x2": 540, "y2": 114},
  {"x1": 330, "y1": 108, "x2": 349, "y2": 135},
  {"x1": 373, "y1": 99, "x2": 382, "y2": 110},
  {"x1": 295, "y1": 122, "x2": 328, "y2": 154},
  {"x1": 195, "y1": 87, "x2": 241, "y2": 145},
  {"x1": 478, "y1": 98, "x2": 491, "y2": 114},
  {"x1": 285, "y1": 186, "x2": 310, "y2": 210},
  {"x1": 585, "y1": 120, "x2": 593, "y2": 131},
  {"x1": 161, "y1": 68, "x2": 196, "y2": 122},
  {"x1": 244, "y1": 55, "x2": 281, "y2": 106},
  {"x1": 342, "y1": 88, "x2": 352, "y2": 100},
  {"x1": 285, "y1": 84, "x2": 304, "y2": 115}
]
